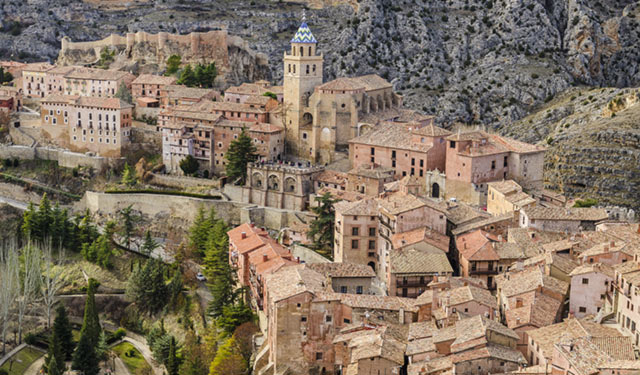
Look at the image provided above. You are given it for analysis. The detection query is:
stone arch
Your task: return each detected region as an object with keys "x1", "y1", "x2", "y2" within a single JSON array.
[
  {"x1": 320, "y1": 127, "x2": 331, "y2": 143},
  {"x1": 268, "y1": 174, "x2": 280, "y2": 190},
  {"x1": 285, "y1": 177, "x2": 297, "y2": 193},
  {"x1": 302, "y1": 112, "x2": 313, "y2": 125},
  {"x1": 252, "y1": 172, "x2": 264, "y2": 188},
  {"x1": 368, "y1": 262, "x2": 376, "y2": 272},
  {"x1": 357, "y1": 123, "x2": 373, "y2": 136},
  {"x1": 431, "y1": 183, "x2": 440, "y2": 198}
]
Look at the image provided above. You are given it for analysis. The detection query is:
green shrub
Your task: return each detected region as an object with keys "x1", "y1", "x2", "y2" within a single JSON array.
[
  {"x1": 105, "y1": 189, "x2": 222, "y2": 200},
  {"x1": 573, "y1": 198, "x2": 598, "y2": 208},
  {"x1": 24, "y1": 332, "x2": 38, "y2": 346}
]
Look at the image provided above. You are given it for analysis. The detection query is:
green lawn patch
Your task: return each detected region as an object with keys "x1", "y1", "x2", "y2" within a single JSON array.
[
  {"x1": 0, "y1": 346, "x2": 44, "y2": 375},
  {"x1": 111, "y1": 342, "x2": 151, "y2": 375}
]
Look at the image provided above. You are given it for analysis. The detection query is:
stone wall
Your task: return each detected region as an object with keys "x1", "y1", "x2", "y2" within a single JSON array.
[
  {"x1": 149, "y1": 173, "x2": 221, "y2": 189},
  {"x1": 0, "y1": 145, "x2": 124, "y2": 170}
]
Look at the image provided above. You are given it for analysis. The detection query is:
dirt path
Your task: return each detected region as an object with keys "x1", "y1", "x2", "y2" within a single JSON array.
[
  {"x1": 122, "y1": 337, "x2": 163, "y2": 375},
  {"x1": 23, "y1": 356, "x2": 45, "y2": 375}
]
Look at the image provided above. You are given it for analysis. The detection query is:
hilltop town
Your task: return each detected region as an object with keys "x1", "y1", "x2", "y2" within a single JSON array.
[{"x1": 0, "y1": 14, "x2": 638, "y2": 375}]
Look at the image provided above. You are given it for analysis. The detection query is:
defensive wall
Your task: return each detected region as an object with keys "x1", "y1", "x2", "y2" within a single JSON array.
[
  {"x1": 80, "y1": 190, "x2": 312, "y2": 231},
  {"x1": 0, "y1": 144, "x2": 124, "y2": 170}
]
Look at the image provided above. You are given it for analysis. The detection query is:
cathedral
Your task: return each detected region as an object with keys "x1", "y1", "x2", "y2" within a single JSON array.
[{"x1": 283, "y1": 19, "x2": 410, "y2": 165}]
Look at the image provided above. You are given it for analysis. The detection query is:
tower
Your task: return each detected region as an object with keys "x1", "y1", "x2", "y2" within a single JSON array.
[{"x1": 283, "y1": 16, "x2": 323, "y2": 159}]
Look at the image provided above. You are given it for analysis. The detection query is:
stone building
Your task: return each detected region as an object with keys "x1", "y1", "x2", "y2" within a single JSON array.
[
  {"x1": 307, "y1": 262, "x2": 376, "y2": 295},
  {"x1": 614, "y1": 261, "x2": 640, "y2": 346},
  {"x1": 225, "y1": 80, "x2": 283, "y2": 103},
  {"x1": 487, "y1": 180, "x2": 536, "y2": 216},
  {"x1": 63, "y1": 68, "x2": 135, "y2": 97},
  {"x1": 444, "y1": 131, "x2": 546, "y2": 206},
  {"x1": 388, "y1": 242, "x2": 453, "y2": 298},
  {"x1": 160, "y1": 85, "x2": 221, "y2": 107},
  {"x1": 568, "y1": 263, "x2": 614, "y2": 318},
  {"x1": 242, "y1": 161, "x2": 323, "y2": 211},
  {"x1": 131, "y1": 74, "x2": 177, "y2": 102},
  {"x1": 345, "y1": 164, "x2": 395, "y2": 196},
  {"x1": 333, "y1": 198, "x2": 380, "y2": 271},
  {"x1": 550, "y1": 336, "x2": 639, "y2": 375},
  {"x1": 0, "y1": 86, "x2": 22, "y2": 113},
  {"x1": 282, "y1": 20, "x2": 406, "y2": 164},
  {"x1": 40, "y1": 94, "x2": 133, "y2": 157},
  {"x1": 519, "y1": 206, "x2": 609, "y2": 233},
  {"x1": 22, "y1": 62, "x2": 54, "y2": 98}
]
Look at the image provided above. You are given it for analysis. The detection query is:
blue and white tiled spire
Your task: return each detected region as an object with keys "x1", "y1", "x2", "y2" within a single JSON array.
[{"x1": 290, "y1": 11, "x2": 317, "y2": 44}]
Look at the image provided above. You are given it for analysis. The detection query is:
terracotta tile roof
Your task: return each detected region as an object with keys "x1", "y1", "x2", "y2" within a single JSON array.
[
  {"x1": 408, "y1": 321, "x2": 437, "y2": 340},
  {"x1": 377, "y1": 191, "x2": 447, "y2": 216},
  {"x1": 228, "y1": 223, "x2": 269, "y2": 254},
  {"x1": 348, "y1": 165, "x2": 395, "y2": 179},
  {"x1": 569, "y1": 263, "x2": 615, "y2": 278},
  {"x1": 446, "y1": 202, "x2": 490, "y2": 226},
  {"x1": 448, "y1": 316, "x2": 519, "y2": 350},
  {"x1": 408, "y1": 357, "x2": 453, "y2": 375},
  {"x1": 307, "y1": 262, "x2": 375, "y2": 278},
  {"x1": 427, "y1": 276, "x2": 488, "y2": 290},
  {"x1": 413, "y1": 290, "x2": 434, "y2": 307},
  {"x1": 334, "y1": 197, "x2": 379, "y2": 216},
  {"x1": 249, "y1": 122, "x2": 283, "y2": 134},
  {"x1": 165, "y1": 85, "x2": 218, "y2": 99},
  {"x1": 579, "y1": 240, "x2": 631, "y2": 258},
  {"x1": 521, "y1": 252, "x2": 579, "y2": 275},
  {"x1": 496, "y1": 266, "x2": 568, "y2": 298},
  {"x1": 317, "y1": 292, "x2": 419, "y2": 312},
  {"x1": 493, "y1": 242, "x2": 527, "y2": 260},
  {"x1": 264, "y1": 264, "x2": 327, "y2": 303},
  {"x1": 203, "y1": 100, "x2": 267, "y2": 114},
  {"x1": 523, "y1": 206, "x2": 609, "y2": 222},
  {"x1": 504, "y1": 292, "x2": 561, "y2": 329},
  {"x1": 317, "y1": 187, "x2": 366, "y2": 202},
  {"x1": 349, "y1": 122, "x2": 433, "y2": 152},
  {"x1": 406, "y1": 337, "x2": 435, "y2": 356},
  {"x1": 42, "y1": 94, "x2": 78, "y2": 103},
  {"x1": 541, "y1": 239, "x2": 578, "y2": 253},
  {"x1": 315, "y1": 169, "x2": 348, "y2": 186},
  {"x1": 226, "y1": 82, "x2": 282, "y2": 96},
  {"x1": 411, "y1": 124, "x2": 452, "y2": 137},
  {"x1": 554, "y1": 336, "x2": 640, "y2": 375},
  {"x1": 74, "y1": 96, "x2": 133, "y2": 110},
  {"x1": 444, "y1": 285, "x2": 497, "y2": 309},
  {"x1": 348, "y1": 327, "x2": 406, "y2": 365},
  {"x1": 392, "y1": 226, "x2": 450, "y2": 253},
  {"x1": 47, "y1": 65, "x2": 79, "y2": 75},
  {"x1": 318, "y1": 74, "x2": 392, "y2": 92},
  {"x1": 450, "y1": 345, "x2": 526, "y2": 364},
  {"x1": 22, "y1": 62, "x2": 54, "y2": 72},
  {"x1": 456, "y1": 230, "x2": 500, "y2": 262},
  {"x1": 527, "y1": 318, "x2": 623, "y2": 361},
  {"x1": 390, "y1": 242, "x2": 453, "y2": 275},
  {"x1": 488, "y1": 179, "x2": 523, "y2": 195},
  {"x1": 132, "y1": 74, "x2": 176, "y2": 85},
  {"x1": 590, "y1": 336, "x2": 636, "y2": 360},
  {"x1": 65, "y1": 68, "x2": 133, "y2": 81},
  {"x1": 451, "y1": 214, "x2": 514, "y2": 236}
]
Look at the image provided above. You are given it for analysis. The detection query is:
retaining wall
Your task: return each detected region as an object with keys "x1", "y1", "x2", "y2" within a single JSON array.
[
  {"x1": 0, "y1": 144, "x2": 124, "y2": 170},
  {"x1": 149, "y1": 173, "x2": 221, "y2": 189}
]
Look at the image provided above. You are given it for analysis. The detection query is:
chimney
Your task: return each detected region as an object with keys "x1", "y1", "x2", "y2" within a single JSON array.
[
  {"x1": 463, "y1": 281, "x2": 468, "y2": 286},
  {"x1": 263, "y1": 253, "x2": 268, "y2": 262},
  {"x1": 610, "y1": 240, "x2": 615, "y2": 247},
  {"x1": 241, "y1": 232, "x2": 247, "y2": 239}
]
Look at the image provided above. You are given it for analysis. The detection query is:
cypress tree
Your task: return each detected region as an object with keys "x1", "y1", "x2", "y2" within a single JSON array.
[
  {"x1": 126, "y1": 258, "x2": 168, "y2": 314},
  {"x1": 47, "y1": 353, "x2": 62, "y2": 375},
  {"x1": 45, "y1": 330, "x2": 65, "y2": 375},
  {"x1": 71, "y1": 333, "x2": 99, "y2": 375},
  {"x1": 224, "y1": 127, "x2": 257, "y2": 185},
  {"x1": 206, "y1": 220, "x2": 234, "y2": 318},
  {"x1": 80, "y1": 278, "x2": 101, "y2": 347},
  {"x1": 308, "y1": 192, "x2": 338, "y2": 251},
  {"x1": 52, "y1": 305, "x2": 74, "y2": 360},
  {"x1": 140, "y1": 230, "x2": 158, "y2": 256},
  {"x1": 166, "y1": 336, "x2": 179, "y2": 375}
]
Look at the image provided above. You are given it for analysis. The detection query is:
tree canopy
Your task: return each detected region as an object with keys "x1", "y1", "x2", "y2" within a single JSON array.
[
  {"x1": 225, "y1": 127, "x2": 257, "y2": 185},
  {"x1": 308, "y1": 192, "x2": 339, "y2": 251},
  {"x1": 179, "y1": 155, "x2": 199, "y2": 176}
]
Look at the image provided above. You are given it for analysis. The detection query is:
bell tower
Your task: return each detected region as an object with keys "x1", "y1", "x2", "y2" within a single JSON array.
[{"x1": 283, "y1": 14, "x2": 323, "y2": 159}]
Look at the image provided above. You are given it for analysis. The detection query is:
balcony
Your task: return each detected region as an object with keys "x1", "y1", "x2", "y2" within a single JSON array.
[
  {"x1": 396, "y1": 281, "x2": 430, "y2": 288},
  {"x1": 469, "y1": 269, "x2": 498, "y2": 275}
]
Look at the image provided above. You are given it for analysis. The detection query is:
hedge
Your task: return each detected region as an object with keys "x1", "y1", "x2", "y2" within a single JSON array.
[{"x1": 105, "y1": 189, "x2": 222, "y2": 200}]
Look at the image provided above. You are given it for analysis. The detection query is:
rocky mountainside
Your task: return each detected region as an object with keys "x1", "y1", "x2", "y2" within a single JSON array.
[
  {"x1": 502, "y1": 87, "x2": 640, "y2": 210},
  {"x1": 0, "y1": 0, "x2": 638, "y2": 207}
]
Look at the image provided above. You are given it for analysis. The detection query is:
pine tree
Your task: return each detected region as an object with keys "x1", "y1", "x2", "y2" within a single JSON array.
[
  {"x1": 140, "y1": 230, "x2": 158, "y2": 256},
  {"x1": 205, "y1": 220, "x2": 234, "y2": 318},
  {"x1": 118, "y1": 205, "x2": 137, "y2": 249},
  {"x1": 165, "y1": 55, "x2": 182, "y2": 76},
  {"x1": 121, "y1": 163, "x2": 137, "y2": 186},
  {"x1": 44, "y1": 329, "x2": 65, "y2": 375},
  {"x1": 52, "y1": 305, "x2": 74, "y2": 361},
  {"x1": 80, "y1": 278, "x2": 101, "y2": 347},
  {"x1": 126, "y1": 258, "x2": 168, "y2": 314},
  {"x1": 46, "y1": 353, "x2": 63, "y2": 375},
  {"x1": 308, "y1": 192, "x2": 338, "y2": 251},
  {"x1": 179, "y1": 155, "x2": 199, "y2": 176},
  {"x1": 224, "y1": 127, "x2": 257, "y2": 185},
  {"x1": 21, "y1": 201, "x2": 36, "y2": 240},
  {"x1": 115, "y1": 81, "x2": 132, "y2": 104},
  {"x1": 166, "y1": 336, "x2": 179, "y2": 375},
  {"x1": 188, "y1": 206, "x2": 214, "y2": 256},
  {"x1": 217, "y1": 302, "x2": 254, "y2": 336},
  {"x1": 178, "y1": 332, "x2": 208, "y2": 375},
  {"x1": 71, "y1": 332, "x2": 99, "y2": 375},
  {"x1": 177, "y1": 65, "x2": 197, "y2": 87}
]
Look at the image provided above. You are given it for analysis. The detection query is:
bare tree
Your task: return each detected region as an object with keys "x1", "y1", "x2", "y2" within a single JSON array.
[
  {"x1": 15, "y1": 244, "x2": 41, "y2": 344},
  {"x1": 40, "y1": 243, "x2": 65, "y2": 329},
  {"x1": 0, "y1": 243, "x2": 19, "y2": 355}
]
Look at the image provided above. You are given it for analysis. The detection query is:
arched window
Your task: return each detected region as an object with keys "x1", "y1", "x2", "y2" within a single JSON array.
[
  {"x1": 293, "y1": 65, "x2": 296, "y2": 74},
  {"x1": 288, "y1": 64, "x2": 291, "y2": 73},
  {"x1": 300, "y1": 46, "x2": 304, "y2": 56},
  {"x1": 313, "y1": 64, "x2": 316, "y2": 73},
  {"x1": 308, "y1": 46, "x2": 312, "y2": 56},
  {"x1": 306, "y1": 65, "x2": 310, "y2": 74}
]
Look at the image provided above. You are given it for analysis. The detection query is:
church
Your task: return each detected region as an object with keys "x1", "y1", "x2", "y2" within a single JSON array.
[{"x1": 283, "y1": 19, "x2": 417, "y2": 165}]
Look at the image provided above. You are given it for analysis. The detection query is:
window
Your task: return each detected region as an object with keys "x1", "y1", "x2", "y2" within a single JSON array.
[
  {"x1": 471, "y1": 262, "x2": 477, "y2": 271},
  {"x1": 315, "y1": 352, "x2": 323, "y2": 360},
  {"x1": 340, "y1": 286, "x2": 347, "y2": 293},
  {"x1": 351, "y1": 240, "x2": 359, "y2": 249},
  {"x1": 301, "y1": 316, "x2": 307, "y2": 322},
  {"x1": 504, "y1": 156, "x2": 508, "y2": 167},
  {"x1": 368, "y1": 240, "x2": 375, "y2": 250},
  {"x1": 344, "y1": 318, "x2": 350, "y2": 324},
  {"x1": 391, "y1": 150, "x2": 396, "y2": 158},
  {"x1": 579, "y1": 307, "x2": 587, "y2": 313},
  {"x1": 582, "y1": 278, "x2": 589, "y2": 285},
  {"x1": 370, "y1": 147, "x2": 375, "y2": 155},
  {"x1": 326, "y1": 315, "x2": 332, "y2": 322},
  {"x1": 352, "y1": 227, "x2": 359, "y2": 236},
  {"x1": 491, "y1": 160, "x2": 496, "y2": 169},
  {"x1": 369, "y1": 227, "x2": 376, "y2": 236},
  {"x1": 450, "y1": 141, "x2": 456, "y2": 148},
  {"x1": 356, "y1": 286, "x2": 363, "y2": 294},
  {"x1": 411, "y1": 158, "x2": 415, "y2": 166}
]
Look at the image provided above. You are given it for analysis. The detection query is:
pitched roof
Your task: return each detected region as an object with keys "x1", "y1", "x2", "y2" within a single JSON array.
[
  {"x1": 521, "y1": 252, "x2": 579, "y2": 275},
  {"x1": 569, "y1": 263, "x2": 615, "y2": 279},
  {"x1": 412, "y1": 124, "x2": 452, "y2": 137},
  {"x1": 348, "y1": 165, "x2": 395, "y2": 179},
  {"x1": 446, "y1": 202, "x2": 490, "y2": 226},
  {"x1": 307, "y1": 262, "x2": 375, "y2": 278},
  {"x1": 496, "y1": 267, "x2": 568, "y2": 298},
  {"x1": 65, "y1": 68, "x2": 133, "y2": 81},
  {"x1": 74, "y1": 96, "x2": 133, "y2": 110},
  {"x1": 444, "y1": 285, "x2": 497, "y2": 309},
  {"x1": 315, "y1": 169, "x2": 348, "y2": 185},
  {"x1": 504, "y1": 292, "x2": 561, "y2": 329},
  {"x1": 392, "y1": 226, "x2": 450, "y2": 253},
  {"x1": 264, "y1": 264, "x2": 327, "y2": 303},
  {"x1": 290, "y1": 21, "x2": 317, "y2": 43},
  {"x1": 334, "y1": 197, "x2": 379, "y2": 216},
  {"x1": 408, "y1": 321, "x2": 437, "y2": 340},
  {"x1": 390, "y1": 242, "x2": 453, "y2": 275},
  {"x1": 579, "y1": 240, "x2": 631, "y2": 258},
  {"x1": 317, "y1": 292, "x2": 418, "y2": 312},
  {"x1": 406, "y1": 337, "x2": 435, "y2": 356},
  {"x1": 446, "y1": 131, "x2": 545, "y2": 155},
  {"x1": 445, "y1": 315, "x2": 519, "y2": 350},
  {"x1": 554, "y1": 336, "x2": 640, "y2": 375},
  {"x1": 414, "y1": 290, "x2": 434, "y2": 307},
  {"x1": 377, "y1": 191, "x2": 446, "y2": 216},
  {"x1": 450, "y1": 345, "x2": 526, "y2": 364},
  {"x1": 225, "y1": 82, "x2": 283, "y2": 96},
  {"x1": 349, "y1": 122, "x2": 433, "y2": 152},
  {"x1": 523, "y1": 206, "x2": 609, "y2": 222},
  {"x1": 132, "y1": 74, "x2": 177, "y2": 85},
  {"x1": 456, "y1": 230, "x2": 500, "y2": 261}
]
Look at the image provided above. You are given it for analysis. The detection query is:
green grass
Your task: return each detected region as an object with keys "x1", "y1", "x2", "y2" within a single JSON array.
[
  {"x1": 111, "y1": 342, "x2": 151, "y2": 375},
  {"x1": 0, "y1": 347, "x2": 44, "y2": 375}
]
